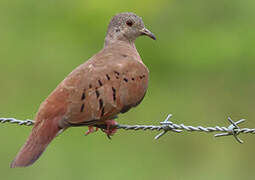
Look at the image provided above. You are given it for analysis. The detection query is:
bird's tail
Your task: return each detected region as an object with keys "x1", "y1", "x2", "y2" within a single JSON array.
[{"x1": 11, "y1": 117, "x2": 61, "y2": 168}]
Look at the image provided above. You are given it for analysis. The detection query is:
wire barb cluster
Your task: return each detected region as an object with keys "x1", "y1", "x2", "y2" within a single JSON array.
[{"x1": 1, "y1": 114, "x2": 254, "y2": 143}]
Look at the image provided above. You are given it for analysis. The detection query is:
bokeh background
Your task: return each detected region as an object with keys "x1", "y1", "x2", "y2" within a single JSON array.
[{"x1": 0, "y1": 0, "x2": 255, "y2": 179}]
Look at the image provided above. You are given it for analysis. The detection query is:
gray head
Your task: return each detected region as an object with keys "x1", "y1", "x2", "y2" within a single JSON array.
[{"x1": 105, "y1": 12, "x2": 156, "y2": 46}]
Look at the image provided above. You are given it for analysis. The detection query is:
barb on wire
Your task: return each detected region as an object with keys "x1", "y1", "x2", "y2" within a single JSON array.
[{"x1": 1, "y1": 114, "x2": 254, "y2": 143}]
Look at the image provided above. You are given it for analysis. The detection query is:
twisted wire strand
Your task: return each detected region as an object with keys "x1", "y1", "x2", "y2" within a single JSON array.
[
  {"x1": 0, "y1": 118, "x2": 34, "y2": 126},
  {"x1": 0, "y1": 114, "x2": 253, "y2": 143}
]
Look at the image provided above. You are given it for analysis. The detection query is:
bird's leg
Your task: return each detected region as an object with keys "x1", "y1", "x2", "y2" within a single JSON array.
[
  {"x1": 85, "y1": 126, "x2": 98, "y2": 136},
  {"x1": 102, "y1": 119, "x2": 118, "y2": 138}
]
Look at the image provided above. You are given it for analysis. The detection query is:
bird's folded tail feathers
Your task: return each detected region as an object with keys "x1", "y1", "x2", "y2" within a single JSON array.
[{"x1": 10, "y1": 118, "x2": 61, "y2": 168}]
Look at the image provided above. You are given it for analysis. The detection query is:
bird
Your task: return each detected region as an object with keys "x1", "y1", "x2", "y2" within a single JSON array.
[{"x1": 11, "y1": 12, "x2": 156, "y2": 168}]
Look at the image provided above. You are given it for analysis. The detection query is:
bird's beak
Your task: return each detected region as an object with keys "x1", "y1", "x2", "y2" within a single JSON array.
[{"x1": 140, "y1": 27, "x2": 156, "y2": 40}]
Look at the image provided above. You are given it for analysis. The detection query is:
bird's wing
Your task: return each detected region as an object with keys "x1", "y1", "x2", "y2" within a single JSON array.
[
  {"x1": 35, "y1": 46, "x2": 149, "y2": 128},
  {"x1": 60, "y1": 55, "x2": 149, "y2": 126}
]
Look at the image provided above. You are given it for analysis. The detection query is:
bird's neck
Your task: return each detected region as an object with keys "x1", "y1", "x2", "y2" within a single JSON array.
[
  {"x1": 104, "y1": 34, "x2": 136, "y2": 49},
  {"x1": 103, "y1": 38, "x2": 142, "y2": 62}
]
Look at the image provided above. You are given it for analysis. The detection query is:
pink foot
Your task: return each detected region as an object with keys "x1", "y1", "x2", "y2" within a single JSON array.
[
  {"x1": 85, "y1": 126, "x2": 98, "y2": 135},
  {"x1": 103, "y1": 119, "x2": 118, "y2": 137}
]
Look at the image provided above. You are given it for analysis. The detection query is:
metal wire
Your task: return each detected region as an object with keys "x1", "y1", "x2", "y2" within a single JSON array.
[
  {"x1": 1, "y1": 114, "x2": 254, "y2": 143},
  {"x1": 0, "y1": 118, "x2": 34, "y2": 126}
]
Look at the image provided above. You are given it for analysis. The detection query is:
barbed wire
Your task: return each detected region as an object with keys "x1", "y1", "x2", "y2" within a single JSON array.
[{"x1": 1, "y1": 114, "x2": 254, "y2": 143}]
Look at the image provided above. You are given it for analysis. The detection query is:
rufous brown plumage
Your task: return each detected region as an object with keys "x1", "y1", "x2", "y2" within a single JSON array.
[{"x1": 11, "y1": 12, "x2": 156, "y2": 168}]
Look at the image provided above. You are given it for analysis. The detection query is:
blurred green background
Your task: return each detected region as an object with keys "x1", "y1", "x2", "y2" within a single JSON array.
[{"x1": 0, "y1": 0, "x2": 255, "y2": 179}]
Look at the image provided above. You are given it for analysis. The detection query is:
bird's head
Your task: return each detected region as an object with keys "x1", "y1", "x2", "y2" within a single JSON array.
[{"x1": 105, "y1": 12, "x2": 156, "y2": 46}]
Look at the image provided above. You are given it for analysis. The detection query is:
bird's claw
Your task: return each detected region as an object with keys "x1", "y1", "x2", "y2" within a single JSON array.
[
  {"x1": 85, "y1": 126, "x2": 98, "y2": 136},
  {"x1": 102, "y1": 119, "x2": 118, "y2": 139}
]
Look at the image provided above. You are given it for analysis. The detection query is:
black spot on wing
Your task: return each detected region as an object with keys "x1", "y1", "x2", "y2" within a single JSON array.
[
  {"x1": 106, "y1": 74, "x2": 110, "y2": 80},
  {"x1": 98, "y1": 80, "x2": 103, "y2": 86},
  {"x1": 95, "y1": 89, "x2": 100, "y2": 98},
  {"x1": 80, "y1": 103, "x2": 85, "y2": 112},
  {"x1": 99, "y1": 99, "x2": 103, "y2": 109},
  {"x1": 81, "y1": 92, "x2": 86, "y2": 100},
  {"x1": 114, "y1": 71, "x2": 120, "y2": 76},
  {"x1": 140, "y1": 75, "x2": 146, "y2": 79},
  {"x1": 112, "y1": 87, "x2": 116, "y2": 101}
]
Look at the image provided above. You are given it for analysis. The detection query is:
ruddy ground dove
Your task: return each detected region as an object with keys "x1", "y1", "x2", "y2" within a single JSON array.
[{"x1": 11, "y1": 12, "x2": 156, "y2": 168}]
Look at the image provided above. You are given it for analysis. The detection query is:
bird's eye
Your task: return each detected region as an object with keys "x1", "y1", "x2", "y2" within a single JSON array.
[{"x1": 126, "y1": 20, "x2": 133, "y2": 27}]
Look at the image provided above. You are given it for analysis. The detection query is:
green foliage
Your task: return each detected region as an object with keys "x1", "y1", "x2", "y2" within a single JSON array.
[{"x1": 0, "y1": 0, "x2": 254, "y2": 179}]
